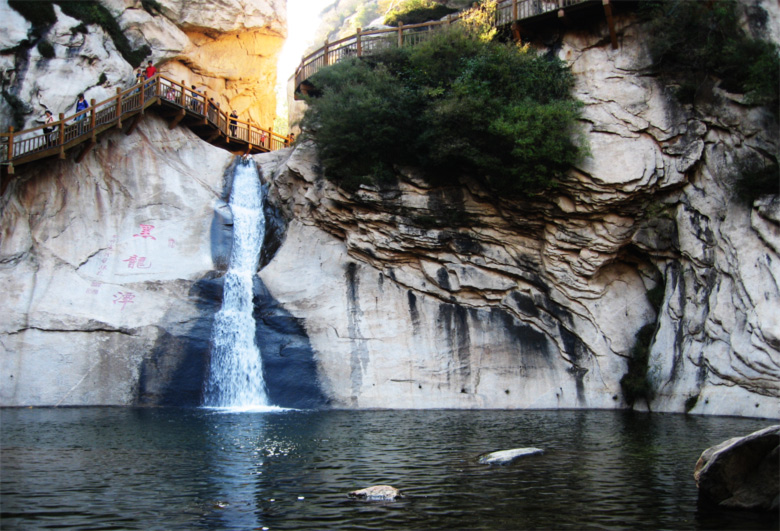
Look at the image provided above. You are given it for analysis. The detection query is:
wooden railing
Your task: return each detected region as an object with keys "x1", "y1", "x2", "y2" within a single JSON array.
[
  {"x1": 295, "y1": 0, "x2": 596, "y2": 92},
  {"x1": 1, "y1": 74, "x2": 293, "y2": 168}
]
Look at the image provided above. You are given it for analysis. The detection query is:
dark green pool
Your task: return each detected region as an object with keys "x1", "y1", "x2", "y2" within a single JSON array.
[{"x1": 1, "y1": 408, "x2": 776, "y2": 530}]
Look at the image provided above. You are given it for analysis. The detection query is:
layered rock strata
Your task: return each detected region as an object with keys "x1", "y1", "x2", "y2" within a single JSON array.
[
  {"x1": 0, "y1": 2, "x2": 777, "y2": 416},
  {"x1": 255, "y1": 6, "x2": 779, "y2": 416}
]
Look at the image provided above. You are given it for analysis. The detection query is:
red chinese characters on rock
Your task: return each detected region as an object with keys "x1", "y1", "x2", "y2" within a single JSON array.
[
  {"x1": 133, "y1": 224, "x2": 156, "y2": 240},
  {"x1": 122, "y1": 255, "x2": 152, "y2": 269},
  {"x1": 168, "y1": 238, "x2": 176, "y2": 248},
  {"x1": 113, "y1": 291, "x2": 135, "y2": 310}
]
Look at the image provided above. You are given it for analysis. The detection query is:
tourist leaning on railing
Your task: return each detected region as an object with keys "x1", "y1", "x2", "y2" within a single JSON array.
[{"x1": 43, "y1": 110, "x2": 55, "y2": 147}]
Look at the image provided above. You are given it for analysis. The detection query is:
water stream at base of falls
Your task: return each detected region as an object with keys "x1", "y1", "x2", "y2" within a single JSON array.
[{"x1": 203, "y1": 158, "x2": 271, "y2": 409}]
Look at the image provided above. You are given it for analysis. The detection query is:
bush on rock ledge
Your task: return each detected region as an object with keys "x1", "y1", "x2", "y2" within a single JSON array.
[{"x1": 300, "y1": 28, "x2": 584, "y2": 197}]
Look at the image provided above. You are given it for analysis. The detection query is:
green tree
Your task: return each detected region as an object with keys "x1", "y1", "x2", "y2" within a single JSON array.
[
  {"x1": 644, "y1": 0, "x2": 779, "y2": 109},
  {"x1": 302, "y1": 27, "x2": 584, "y2": 196}
]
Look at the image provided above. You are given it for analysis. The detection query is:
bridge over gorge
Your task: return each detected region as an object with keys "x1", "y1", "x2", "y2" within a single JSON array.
[
  {"x1": 295, "y1": 0, "x2": 633, "y2": 97},
  {"x1": 0, "y1": 74, "x2": 293, "y2": 191}
]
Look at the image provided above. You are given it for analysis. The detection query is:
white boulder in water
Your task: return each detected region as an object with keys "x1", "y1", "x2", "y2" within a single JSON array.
[
  {"x1": 479, "y1": 448, "x2": 544, "y2": 464},
  {"x1": 348, "y1": 485, "x2": 403, "y2": 500}
]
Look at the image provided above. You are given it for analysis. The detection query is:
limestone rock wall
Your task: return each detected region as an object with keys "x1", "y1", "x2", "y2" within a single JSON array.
[
  {"x1": 0, "y1": 115, "x2": 235, "y2": 405},
  {"x1": 0, "y1": 0, "x2": 285, "y2": 133},
  {"x1": 255, "y1": 5, "x2": 779, "y2": 417},
  {"x1": 1, "y1": 1, "x2": 777, "y2": 417}
]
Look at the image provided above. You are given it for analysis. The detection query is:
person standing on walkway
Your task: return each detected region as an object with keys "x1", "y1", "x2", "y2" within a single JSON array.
[
  {"x1": 145, "y1": 60, "x2": 157, "y2": 79},
  {"x1": 229, "y1": 110, "x2": 238, "y2": 136},
  {"x1": 43, "y1": 110, "x2": 55, "y2": 147},
  {"x1": 74, "y1": 93, "x2": 89, "y2": 134},
  {"x1": 75, "y1": 94, "x2": 88, "y2": 120}
]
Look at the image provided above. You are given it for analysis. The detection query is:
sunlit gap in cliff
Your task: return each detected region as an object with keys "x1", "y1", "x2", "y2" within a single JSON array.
[{"x1": 203, "y1": 158, "x2": 283, "y2": 413}]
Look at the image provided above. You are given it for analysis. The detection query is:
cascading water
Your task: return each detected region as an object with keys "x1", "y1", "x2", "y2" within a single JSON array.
[{"x1": 203, "y1": 158, "x2": 270, "y2": 409}]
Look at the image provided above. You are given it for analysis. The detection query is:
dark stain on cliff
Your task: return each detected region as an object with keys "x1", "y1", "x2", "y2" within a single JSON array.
[
  {"x1": 408, "y1": 290, "x2": 421, "y2": 334},
  {"x1": 437, "y1": 230, "x2": 483, "y2": 255},
  {"x1": 511, "y1": 291, "x2": 540, "y2": 318},
  {"x1": 559, "y1": 323, "x2": 589, "y2": 405},
  {"x1": 489, "y1": 307, "x2": 550, "y2": 361},
  {"x1": 345, "y1": 262, "x2": 369, "y2": 405},
  {"x1": 437, "y1": 303, "x2": 472, "y2": 381},
  {"x1": 436, "y1": 267, "x2": 452, "y2": 291},
  {"x1": 259, "y1": 182, "x2": 286, "y2": 269}
]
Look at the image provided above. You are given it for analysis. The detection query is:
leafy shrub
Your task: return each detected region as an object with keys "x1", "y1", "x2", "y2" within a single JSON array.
[
  {"x1": 646, "y1": 283, "x2": 664, "y2": 313},
  {"x1": 643, "y1": 0, "x2": 779, "y2": 111},
  {"x1": 302, "y1": 27, "x2": 583, "y2": 195},
  {"x1": 141, "y1": 0, "x2": 163, "y2": 16},
  {"x1": 2, "y1": 90, "x2": 30, "y2": 130},
  {"x1": 684, "y1": 394, "x2": 699, "y2": 413},
  {"x1": 37, "y1": 40, "x2": 55, "y2": 59},
  {"x1": 620, "y1": 324, "x2": 656, "y2": 407},
  {"x1": 385, "y1": 0, "x2": 456, "y2": 27},
  {"x1": 732, "y1": 153, "x2": 779, "y2": 203},
  {"x1": 98, "y1": 72, "x2": 108, "y2": 85},
  {"x1": 8, "y1": 0, "x2": 57, "y2": 36}
]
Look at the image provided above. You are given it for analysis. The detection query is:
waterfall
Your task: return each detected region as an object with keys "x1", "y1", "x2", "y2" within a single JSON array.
[{"x1": 203, "y1": 158, "x2": 270, "y2": 409}]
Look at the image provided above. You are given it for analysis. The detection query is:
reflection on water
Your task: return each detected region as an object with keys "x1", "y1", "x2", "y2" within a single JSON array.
[{"x1": 1, "y1": 409, "x2": 776, "y2": 530}]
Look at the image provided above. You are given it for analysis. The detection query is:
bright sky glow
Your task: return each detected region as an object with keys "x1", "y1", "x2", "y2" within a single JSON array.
[{"x1": 276, "y1": 0, "x2": 333, "y2": 123}]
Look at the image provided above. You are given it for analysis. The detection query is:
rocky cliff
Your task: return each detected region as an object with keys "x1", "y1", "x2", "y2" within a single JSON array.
[
  {"x1": 1, "y1": 0, "x2": 285, "y2": 132},
  {"x1": 257, "y1": 3, "x2": 780, "y2": 417},
  {"x1": 1, "y1": 1, "x2": 778, "y2": 417}
]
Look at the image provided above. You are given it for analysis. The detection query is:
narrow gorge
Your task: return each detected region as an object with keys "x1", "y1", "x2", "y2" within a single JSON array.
[{"x1": 1, "y1": 0, "x2": 778, "y2": 420}]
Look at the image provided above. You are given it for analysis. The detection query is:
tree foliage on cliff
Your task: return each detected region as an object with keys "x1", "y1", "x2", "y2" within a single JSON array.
[
  {"x1": 301, "y1": 28, "x2": 583, "y2": 195},
  {"x1": 384, "y1": 0, "x2": 457, "y2": 27},
  {"x1": 643, "y1": 0, "x2": 779, "y2": 110}
]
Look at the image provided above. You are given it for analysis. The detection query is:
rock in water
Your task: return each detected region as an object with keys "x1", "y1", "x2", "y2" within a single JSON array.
[
  {"x1": 479, "y1": 448, "x2": 544, "y2": 464},
  {"x1": 694, "y1": 425, "x2": 779, "y2": 512},
  {"x1": 348, "y1": 485, "x2": 402, "y2": 501}
]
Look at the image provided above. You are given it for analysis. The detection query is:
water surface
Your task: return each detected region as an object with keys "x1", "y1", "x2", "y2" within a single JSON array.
[{"x1": 1, "y1": 408, "x2": 776, "y2": 530}]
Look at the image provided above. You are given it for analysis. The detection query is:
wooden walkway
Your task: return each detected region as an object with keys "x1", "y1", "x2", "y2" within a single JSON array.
[
  {"x1": 1, "y1": 74, "x2": 292, "y2": 189},
  {"x1": 295, "y1": 0, "x2": 620, "y2": 97}
]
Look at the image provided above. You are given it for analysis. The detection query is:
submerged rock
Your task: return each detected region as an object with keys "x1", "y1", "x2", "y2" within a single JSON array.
[
  {"x1": 479, "y1": 448, "x2": 544, "y2": 464},
  {"x1": 694, "y1": 425, "x2": 779, "y2": 512},
  {"x1": 348, "y1": 485, "x2": 403, "y2": 501}
]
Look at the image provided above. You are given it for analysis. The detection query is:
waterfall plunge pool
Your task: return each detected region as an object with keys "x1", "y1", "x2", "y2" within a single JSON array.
[{"x1": 1, "y1": 408, "x2": 776, "y2": 530}]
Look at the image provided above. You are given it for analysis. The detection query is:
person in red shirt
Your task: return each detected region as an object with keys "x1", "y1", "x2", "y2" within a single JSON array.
[{"x1": 145, "y1": 60, "x2": 157, "y2": 79}]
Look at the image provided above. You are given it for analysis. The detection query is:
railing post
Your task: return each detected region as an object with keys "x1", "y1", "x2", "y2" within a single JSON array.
[
  {"x1": 139, "y1": 78, "x2": 145, "y2": 111},
  {"x1": 203, "y1": 91, "x2": 209, "y2": 117},
  {"x1": 156, "y1": 74, "x2": 161, "y2": 98},
  {"x1": 356, "y1": 28, "x2": 362, "y2": 56},
  {"x1": 58, "y1": 113, "x2": 65, "y2": 157},
  {"x1": 513, "y1": 0, "x2": 518, "y2": 20},
  {"x1": 90, "y1": 99, "x2": 96, "y2": 132},
  {"x1": 398, "y1": 22, "x2": 403, "y2": 47},
  {"x1": 7, "y1": 127, "x2": 13, "y2": 160},
  {"x1": 115, "y1": 87, "x2": 122, "y2": 124},
  {"x1": 323, "y1": 39, "x2": 330, "y2": 66}
]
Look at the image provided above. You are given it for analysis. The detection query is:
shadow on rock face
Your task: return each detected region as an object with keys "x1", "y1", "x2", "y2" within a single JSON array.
[
  {"x1": 135, "y1": 277, "x2": 222, "y2": 407},
  {"x1": 253, "y1": 276, "x2": 328, "y2": 409}
]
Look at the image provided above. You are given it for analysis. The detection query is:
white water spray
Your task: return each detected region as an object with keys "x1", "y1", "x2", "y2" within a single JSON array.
[{"x1": 203, "y1": 159, "x2": 270, "y2": 409}]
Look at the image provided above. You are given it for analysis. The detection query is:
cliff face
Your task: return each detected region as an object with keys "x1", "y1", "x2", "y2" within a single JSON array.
[
  {"x1": 0, "y1": 115, "x2": 235, "y2": 405},
  {"x1": 0, "y1": 0, "x2": 285, "y2": 131},
  {"x1": 1, "y1": 2, "x2": 777, "y2": 417},
  {"x1": 257, "y1": 6, "x2": 779, "y2": 416}
]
